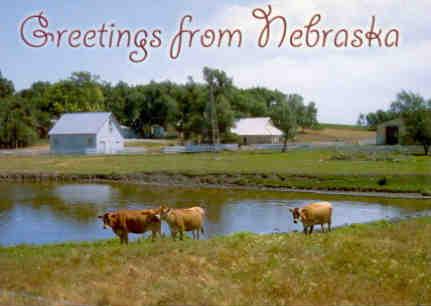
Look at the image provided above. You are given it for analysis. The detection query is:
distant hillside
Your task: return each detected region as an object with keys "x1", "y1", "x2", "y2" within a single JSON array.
[
  {"x1": 319, "y1": 123, "x2": 370, "y2": 131},
  {"x1": 295, "y1": 124, "x2": 375, "y2": 143}
]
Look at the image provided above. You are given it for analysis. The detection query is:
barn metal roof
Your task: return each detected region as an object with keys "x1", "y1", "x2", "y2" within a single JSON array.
[
  {"x1": 48, "y1": 112, "x2": 113, "y2": 135},
  {"x1": 231, "y1": 117, "x2": 283, "y2": 136}
]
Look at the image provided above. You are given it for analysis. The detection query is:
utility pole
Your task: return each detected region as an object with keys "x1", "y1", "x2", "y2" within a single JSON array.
[{"x1": 208, "y1": 77, "x2": 219, "y2": 145}]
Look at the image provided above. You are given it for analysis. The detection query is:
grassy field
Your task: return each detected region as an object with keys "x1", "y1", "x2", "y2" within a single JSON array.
[
  {"x1": 0, "y1": 217, "x2": 430, "y2": 306},
  {"x1": 124, "y1": 139, "x2": 177, "y2": 150},
  {"x1": 295, "y1": 127, "x2": 375, "y2": 143},
  {"x1": 319, "y1": 123, "x2": 371, "y2": 130},
  {"x1": 1, "y1": 149, "x2": 430, "y2": 193}
]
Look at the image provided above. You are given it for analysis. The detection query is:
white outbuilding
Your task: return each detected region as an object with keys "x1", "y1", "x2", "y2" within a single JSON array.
[
  {"x1": 48, "y1": 112, "x2": 124, "y2": 154},
  {"x1": 231, "y1": 117, "x2": 283, "y2": 145}
]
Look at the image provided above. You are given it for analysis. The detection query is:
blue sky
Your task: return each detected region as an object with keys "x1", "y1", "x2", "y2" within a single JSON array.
[{"x1": 1, "y1": 0, "x2": 430, "y2": 124}]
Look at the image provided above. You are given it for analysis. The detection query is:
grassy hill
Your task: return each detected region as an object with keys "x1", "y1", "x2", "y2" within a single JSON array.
[
  {"x1": 1, "y1": 217, "x2": 430, "y2": 306},
  {"x1": 295, "y1": 124, "x2": 375, "y2": 143}
]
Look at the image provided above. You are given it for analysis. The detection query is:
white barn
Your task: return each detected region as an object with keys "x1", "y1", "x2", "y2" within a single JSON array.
[
  {"x1": 231, "y1": 117, "x2": 283, "y2": 145},
  {"x1": 48, "y1": 112, "x2": 124, "y2": 154}
]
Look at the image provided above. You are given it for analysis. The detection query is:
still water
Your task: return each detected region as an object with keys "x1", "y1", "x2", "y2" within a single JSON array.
[{"x1": 0, "y1": 182, "x2": 430, "y2": 246}]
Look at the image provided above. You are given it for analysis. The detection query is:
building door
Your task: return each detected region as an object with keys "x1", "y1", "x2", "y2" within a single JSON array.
[
  {"x1": 106, "y1": 139, "x2": 112, "y2": 154},
  {"x1": 386, "y1": 126, "x2": 399, "y2": 145},
  {"x1": 100, "y1": 141, "x2": 106, "y2": 153}
]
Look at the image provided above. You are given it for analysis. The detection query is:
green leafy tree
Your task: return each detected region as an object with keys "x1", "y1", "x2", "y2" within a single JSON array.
[
  {"x1": 175, "y1": 77, "x2": 207, "y2": 141},
  {"x1": 404, "y1": 109, "x2": 431, "y2": 155},
  {"x1": 360, "y1": 91, "x2": 428, "y2": 129},
  {"x1": 303, "y1": 101, "x2": 318, "y2": 130},
  {"x1": 102, "y1": 81, "x2": 130, "y2": 124},
  {"x1": 18, "y1": 81, "x2": 53, "y2": 137},
  {"x1": 357, "y1": 113, "x2": 366, "y2": 126},
  {"x1": 46, "y1": 72, "x2": 105, "y2": 117},
  {"x1": 390, "y1": 90, "x2": 428, "y2": 114},
  {"x1": 0, "y1": 97, "x2": 39, "y2": 148},
  {"x1": 0, "y1": 71, "x2": 15, "y2": 98},
  {"x1": 270, "y1": 98, "x2": 298, "y2": 152},
  {"x1": 124, "y1": 82, "x2": 178, "y2": 137},
  {"x1": 203, "y1": 67, "x2": 235, "y2": 144}
]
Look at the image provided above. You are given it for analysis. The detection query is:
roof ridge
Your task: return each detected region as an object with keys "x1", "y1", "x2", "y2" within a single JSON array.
[{"x1": 48, "y1": 112, "x2": 115, "y2": 135}]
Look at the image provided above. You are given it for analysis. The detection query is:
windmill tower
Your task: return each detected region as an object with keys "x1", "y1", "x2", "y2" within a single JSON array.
[{"x1": 204, "y1": 76, "x2": 220, "y2": 145}]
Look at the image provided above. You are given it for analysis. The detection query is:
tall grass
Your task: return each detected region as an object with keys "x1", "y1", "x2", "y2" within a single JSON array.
[{"x1": 0, "y1": 217, "x2": 430, "y2": 306}]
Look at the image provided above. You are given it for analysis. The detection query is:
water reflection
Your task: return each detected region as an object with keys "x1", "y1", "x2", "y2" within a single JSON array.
[
  {"x1": 0, "y1": 182, "x2": 430, "y2": 246},
  {"x1": 54, "y1": 184, "x2": 115, "y2": 205}
]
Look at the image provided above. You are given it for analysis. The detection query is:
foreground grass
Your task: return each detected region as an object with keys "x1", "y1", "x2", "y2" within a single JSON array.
[
  {"x1": 0, "y1": 149, "x2": 430, "y2": 193},
  {"x1": 0, "y1": 217, "x2": 430, "y2": 306}
]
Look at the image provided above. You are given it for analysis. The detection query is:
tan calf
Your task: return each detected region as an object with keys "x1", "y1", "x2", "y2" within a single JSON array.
[
  {"x1": 289, "y1": 202, "x2": 332, "y2": 235},
  {"x1": 159, "y1": 206, "x2": 205, "y2": 240}
]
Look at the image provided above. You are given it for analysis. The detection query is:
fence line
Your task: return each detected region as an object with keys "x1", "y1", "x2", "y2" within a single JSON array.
[{"x1": 163, "y1": 144, "x2": 239, "y2": 154}]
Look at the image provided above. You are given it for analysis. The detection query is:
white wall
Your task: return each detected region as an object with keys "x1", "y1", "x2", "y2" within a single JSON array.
[
  {"x1": 50, "y1": 134, "x2": 97, "y2": 154},
  {"x1": 96, "y1": 117, "x2": 124, "y2": 154}
]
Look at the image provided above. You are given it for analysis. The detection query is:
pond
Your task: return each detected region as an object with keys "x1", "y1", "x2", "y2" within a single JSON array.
[{"x1": 0, "y1": 182, "x2": 430, "y2": 246}]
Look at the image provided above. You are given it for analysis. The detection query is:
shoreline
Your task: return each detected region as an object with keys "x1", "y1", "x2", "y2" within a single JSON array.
[
  {"x1": 1, "y1": 172, "x2": 430, "y2": 200},
  {"x1": 2, "y1": 212, "x2": 431, "y2": 248}
]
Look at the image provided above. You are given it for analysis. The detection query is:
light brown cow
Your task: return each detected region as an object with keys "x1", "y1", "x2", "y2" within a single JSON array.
[
  {"x1": 98, "y1": 209, "x2": 162, "y2": 244},
  {"x1": 159, "y1": 206, "x2": 205, "y2": 241},
  {"x1": 289, "y1": 202, "x2": 332, "y2": 235}
]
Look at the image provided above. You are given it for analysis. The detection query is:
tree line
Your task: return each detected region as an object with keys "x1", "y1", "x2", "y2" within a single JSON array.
[
  {"x1": 0, "y1": 68, "x2": 318, "y2": 149},
  {"x1": 358, "y1": 91, "x2": 431, "y2": 155}
]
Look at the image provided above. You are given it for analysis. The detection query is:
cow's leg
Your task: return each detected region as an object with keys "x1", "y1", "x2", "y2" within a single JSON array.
[
  {"x1": 303, "y1": 226, "x2": 308, "y2": 235},
  {"x1": 114, "y1": 229, "x2": 122, "y2": 243},
  {"x1": 196, "y1": 229, "x2": 200, "y2": 240},
  {"x1": 192, "y1": 230, "x2": 196, "y2": 240},
  {"x1": 151, "y1": 230, "x2": 156, "y2": 242},
  {"x1": 309, "y1": 225, "x2": 314, "y2": 235},
  {"x1": 328, "y1": 221, "x2": 332, "y2": 232},
  {"x1": 116, "y1": 230, "x2": 125, "y2": 244},
  {"x1": 171, "y1": 230, "x2": 177, "y2": 241},
  {"x1": 321, "y1": 224, "x2": 325, "y2": 233},
  {"x1": 123, "y1": 233, "x2": 129, "y2": 244}
]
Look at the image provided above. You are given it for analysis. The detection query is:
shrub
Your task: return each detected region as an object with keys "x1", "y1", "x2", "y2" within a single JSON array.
[{"x1": 377, "y1": 177, "x2": 388, "y2": 186}]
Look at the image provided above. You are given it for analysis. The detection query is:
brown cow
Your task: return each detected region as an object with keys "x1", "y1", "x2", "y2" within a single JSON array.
[
  {"x1": 289, "y1": 202, "x2": 332, "y2": 235},
  {"x1": 98, "y1": 209, "x2": 161, "y2": 244},
  {"x1": 159, "y1": 206, "x2": 205, "y2": 241}
]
